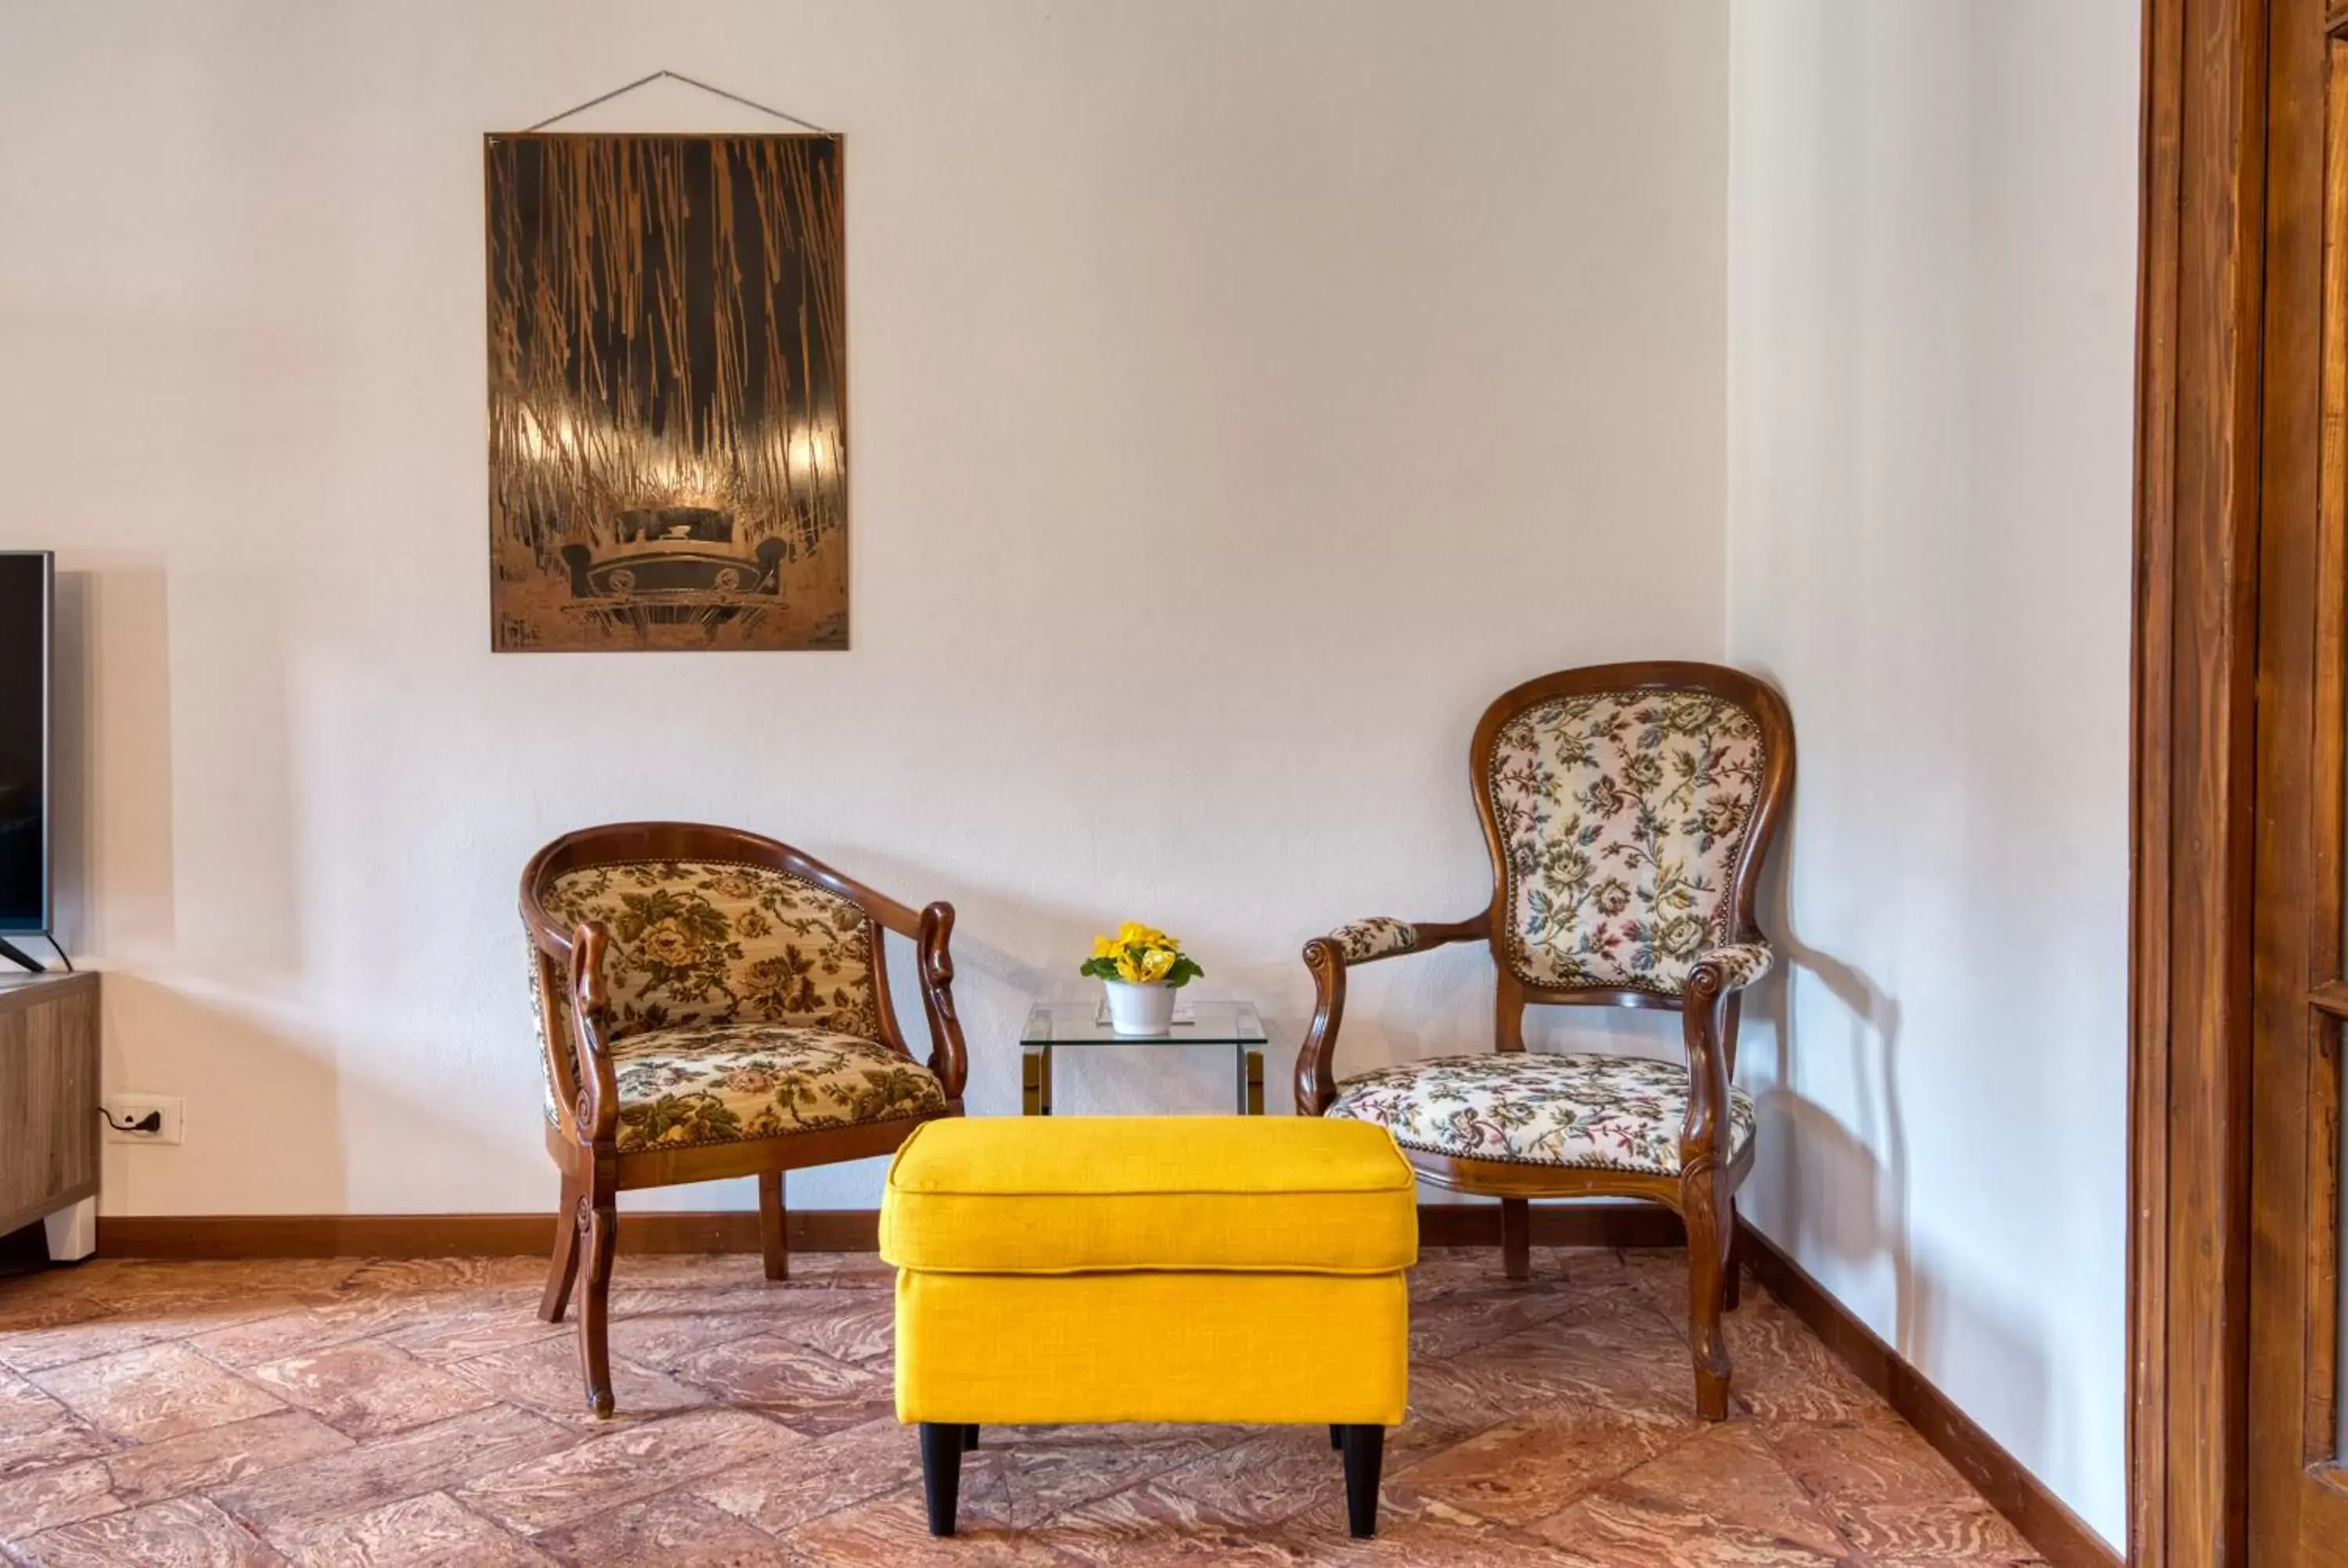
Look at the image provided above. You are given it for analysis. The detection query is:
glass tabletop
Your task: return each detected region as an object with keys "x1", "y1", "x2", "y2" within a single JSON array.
[{"x1": 1021, "y1": 999, "x2": 1266, "y2": 1047}]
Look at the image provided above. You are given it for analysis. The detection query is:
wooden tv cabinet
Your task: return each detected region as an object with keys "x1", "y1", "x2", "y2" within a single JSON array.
[{"x1": 0, "y1": 971, "x2": 99, "y2": 1256}]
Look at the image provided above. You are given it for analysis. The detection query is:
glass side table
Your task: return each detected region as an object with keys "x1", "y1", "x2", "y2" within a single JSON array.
[{"x1": 1018, "y1": 1000, "x2": 1269, "y2": 1116}]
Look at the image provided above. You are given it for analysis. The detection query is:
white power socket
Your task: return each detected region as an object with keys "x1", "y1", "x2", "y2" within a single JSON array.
[{"x1": 103, "y1": 1095, "x2": 184, "y2": 1145}]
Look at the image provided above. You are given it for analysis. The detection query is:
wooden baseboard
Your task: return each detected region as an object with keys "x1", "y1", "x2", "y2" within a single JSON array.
[
  {"x1": 95, "y1": 1209, "x2": 882, "y2": 1260},
  {"x1": 95, "y1": 1200, "x2": 1680, "y2": 1261},
  {"x1": 1734, "y1": 1222, "x2": 2119, "y2": 1568}
]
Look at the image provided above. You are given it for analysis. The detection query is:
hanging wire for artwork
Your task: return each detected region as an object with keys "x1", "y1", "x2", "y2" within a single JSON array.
[{"x1": 523, "y1": 70, "x2": 834, "y2": 135}]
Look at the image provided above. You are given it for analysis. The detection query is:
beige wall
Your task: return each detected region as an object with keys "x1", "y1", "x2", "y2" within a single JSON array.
[
  {"x1": 0, "y1": 2, "x2": 1729, "y2": 1214},
  {"x1": 1725, "y1": 0, "x2": 2136, "y2": 1547}
]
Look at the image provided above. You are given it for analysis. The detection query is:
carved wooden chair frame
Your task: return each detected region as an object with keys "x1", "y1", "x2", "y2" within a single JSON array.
[
  {"x1": 1293, "y1": 660, "x2": 1795, "y2": 1419},
  {"x1": 520, "y1": 821, "x2": 969, "y2": 1415}
]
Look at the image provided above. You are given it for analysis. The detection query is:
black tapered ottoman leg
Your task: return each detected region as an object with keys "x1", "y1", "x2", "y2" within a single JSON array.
[
  {"x1": 964, "y1": 1424, "x2": 980, "y2": 1450},
  {"x1": 1338, "y1": 1424, "x2": 1385, "y2": 1538},
  {"x1": 919, "y1": 1422, "x2": 963, "y2": 1537}
]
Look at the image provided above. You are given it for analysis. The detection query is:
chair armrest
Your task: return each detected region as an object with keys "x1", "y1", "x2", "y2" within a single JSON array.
[
  {"x1": 1688, "y1": 942, "x2": 1773, "y2": 994},
  {"x1": 1294, "y1": 912, "x2": 1490, "y2": 1115},
  {"x1": 914, "y1": 901, "x2": 970, "y2": 1102},
  {"x1": 565, "y1": 921, "x2": 621, "y2": 1145},
  {"x1": 1676, "y1": 941, "x2": 1774, "y2": 1169},
  {"x1": 1322, "y1": 915, "x2": 1486, "y2": 969},
  {"x1": 814, "y1": 872, "x2": 965, "y2": 1099},
  {"x1": 1325, "y1": 918, "x2": 1421, "y2": 965}
]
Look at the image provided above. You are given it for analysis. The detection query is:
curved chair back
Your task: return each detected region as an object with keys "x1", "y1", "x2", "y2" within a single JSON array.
[
  {"x1": 1470, "y1": 661, "x2": 1795, "y2": 1027},
  {"x1": 520, "y1": 822, "x2": 915, "y2": 1053}
]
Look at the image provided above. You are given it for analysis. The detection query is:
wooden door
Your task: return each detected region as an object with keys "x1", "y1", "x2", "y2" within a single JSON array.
[{"x1": 2249, "y1": 4, "x2": 2348, "y2": 1562}]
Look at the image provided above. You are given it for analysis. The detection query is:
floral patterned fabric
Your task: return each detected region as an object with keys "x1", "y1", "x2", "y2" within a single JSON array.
[
  {"x1": 1693, "y1": 942, "x2": 1774, "y2": 991},
  {"x1": 1329, "y1": 918, "x2": 1419, "y2": 965},
  {"x1": 1486, "y1": 690, "x2": 1766, "y2": 995},
  {"x1": 603, "y1": 1023, "x2": 945, "y2": 1152},
  {"x1": 539, "y1": 859, "x2": 880, "y2": 1043},
  {"x1": 1325, "y1": 1052, "x2": 1755, "y2": 1175}
]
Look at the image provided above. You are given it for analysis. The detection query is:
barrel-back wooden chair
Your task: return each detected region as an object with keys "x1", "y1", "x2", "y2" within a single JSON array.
[{"x1": 521, "y1": 822, "x2": 968, "y2": 1415}]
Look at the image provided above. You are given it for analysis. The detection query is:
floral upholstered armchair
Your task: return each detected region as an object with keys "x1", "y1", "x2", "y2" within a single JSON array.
[
  {"x1": 521, "y1": 823, "x2": 967, "y2": 1415},
  {"x1": 1295, "y1": 663, "x2": 1792, "y2": 1420}
]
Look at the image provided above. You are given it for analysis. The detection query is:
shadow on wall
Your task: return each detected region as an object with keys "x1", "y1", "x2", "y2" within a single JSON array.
[
  {"x1": 97, "y1": 969, "x2": 345, "y2": 1216},
  {"x1": 49, "y1": 570, "x2": 93, "y2": 957},
  {"x1": 68, "y1": 564, "x2": 357, "y2": 1215},
  {"x1": 1748, "y1": 811, "x2": 2052, "y2": 1471},
  {"x1": 66, "y1": 566, "x2": 178, "y2": 959}
]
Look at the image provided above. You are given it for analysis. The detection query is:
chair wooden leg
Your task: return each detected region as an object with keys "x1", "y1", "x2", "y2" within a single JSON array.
[
  {"x1": 1338, "y1": 1424, "x2": 1385, "y2": 1538},
  {"x1": 963, "y1": 1425, "x2": 980, "y2": 1450},
  {"x1": 538, "y1": 1172, "x2": 581, "y2": 1324},
  {"x1": 1500, "y1": 1198, "x2": 1531, "y2": 1282},
  {"x1": 1682, "y1": 1170, "x2": 1733, "y2": 1421},
  {"x1": 1329, "y1": 1423, "x2": 1343, "y2": 1451},
  {"x1": 919, "y1": 1422, "x2": 963, "y2": 1537},
  {"x1": 576, "y1": 1195, "x2": 618, "y2": 1418},
  {"x1": 757, "y1": 1170, "x2": 788, "y2": 1282}
]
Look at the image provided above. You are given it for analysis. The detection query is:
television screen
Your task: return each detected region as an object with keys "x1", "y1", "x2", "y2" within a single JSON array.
[{"x1": 0, "y1": 552, "x2": 50, "y2": 933}]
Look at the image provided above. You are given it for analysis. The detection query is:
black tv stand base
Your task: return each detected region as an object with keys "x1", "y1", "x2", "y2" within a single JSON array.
[{"x1": 0, "y1": 937, "x2": 45, "y2": 974}]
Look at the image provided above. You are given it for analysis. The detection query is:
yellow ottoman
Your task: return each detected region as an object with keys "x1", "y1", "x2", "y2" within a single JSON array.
[{"x1": 878, "y1": 1115, "x2": 1417, "y2": 1539}]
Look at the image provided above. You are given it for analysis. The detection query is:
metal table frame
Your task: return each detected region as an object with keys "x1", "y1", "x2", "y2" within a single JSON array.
[{"x1": 1017, "y1": 1000, "x2": 1268, "y2": 1116}]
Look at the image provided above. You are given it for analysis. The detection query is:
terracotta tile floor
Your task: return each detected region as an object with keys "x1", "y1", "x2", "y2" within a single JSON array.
[{"x1": 0, "y1": 1247, "x2": 2047, "y2": 1566}]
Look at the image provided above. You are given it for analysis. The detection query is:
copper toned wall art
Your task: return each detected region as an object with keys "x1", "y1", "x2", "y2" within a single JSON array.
[{"x1": 486, "y1": 134, "x2": 846, "y2": 651}]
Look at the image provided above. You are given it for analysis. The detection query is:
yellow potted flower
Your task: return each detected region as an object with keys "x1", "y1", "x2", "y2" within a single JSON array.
[{"x1": 1080, "y1": 922, "x2": 1205, "y2": 1036}]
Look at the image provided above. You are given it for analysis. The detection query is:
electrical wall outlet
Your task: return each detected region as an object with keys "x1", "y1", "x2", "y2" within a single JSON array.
[{"x1": 103, "y1": 1095, "x2": 184, "y2": 1145}]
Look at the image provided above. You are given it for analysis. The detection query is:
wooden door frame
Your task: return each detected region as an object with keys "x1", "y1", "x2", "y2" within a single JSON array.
[{"x1": 2130, "y1": 0, "x2": 2276, "y2": 1563}]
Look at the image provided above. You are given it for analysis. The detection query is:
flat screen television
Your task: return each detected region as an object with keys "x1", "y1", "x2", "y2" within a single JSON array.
[{"x1": 0, "y1": 552, "x2": 52, "y2": 958}]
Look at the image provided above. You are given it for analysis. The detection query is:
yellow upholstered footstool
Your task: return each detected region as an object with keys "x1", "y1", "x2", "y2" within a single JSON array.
[{"x1": 879, "y1": 1115, "x2": 1417, "y2": 1539}]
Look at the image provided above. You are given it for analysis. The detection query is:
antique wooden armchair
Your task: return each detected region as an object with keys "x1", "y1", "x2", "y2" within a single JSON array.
[
  {"x1": 1295, "y1": 662, "x2": 1793, "y2": 1419},
  {"x1": 520, "y1": 822, "x2": 968, "y2": 1416}
]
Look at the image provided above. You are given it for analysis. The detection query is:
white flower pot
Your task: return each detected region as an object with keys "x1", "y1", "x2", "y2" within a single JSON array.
[{"x1": 1104, "y1": 980, "x2": 1176, "y2": 1036}]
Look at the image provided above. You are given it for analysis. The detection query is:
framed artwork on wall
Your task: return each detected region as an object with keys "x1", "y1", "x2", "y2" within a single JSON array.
[{"x1": 484, "y1": 133, "x2": 846, "y2": 652}]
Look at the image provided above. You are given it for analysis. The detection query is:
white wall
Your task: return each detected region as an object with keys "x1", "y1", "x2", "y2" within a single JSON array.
[
  {"x1": 0, "y1": 3, "x2": 1727, "y2": 1213},
  {"x1": 1726, "y1": 1, "x2": 2134, "y2": 1548}
]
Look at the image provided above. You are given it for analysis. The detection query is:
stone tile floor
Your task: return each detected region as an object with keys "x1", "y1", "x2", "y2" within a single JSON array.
[{"x1": 0, "y1": 1246, "x2": 2047, "y2": 1566}]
